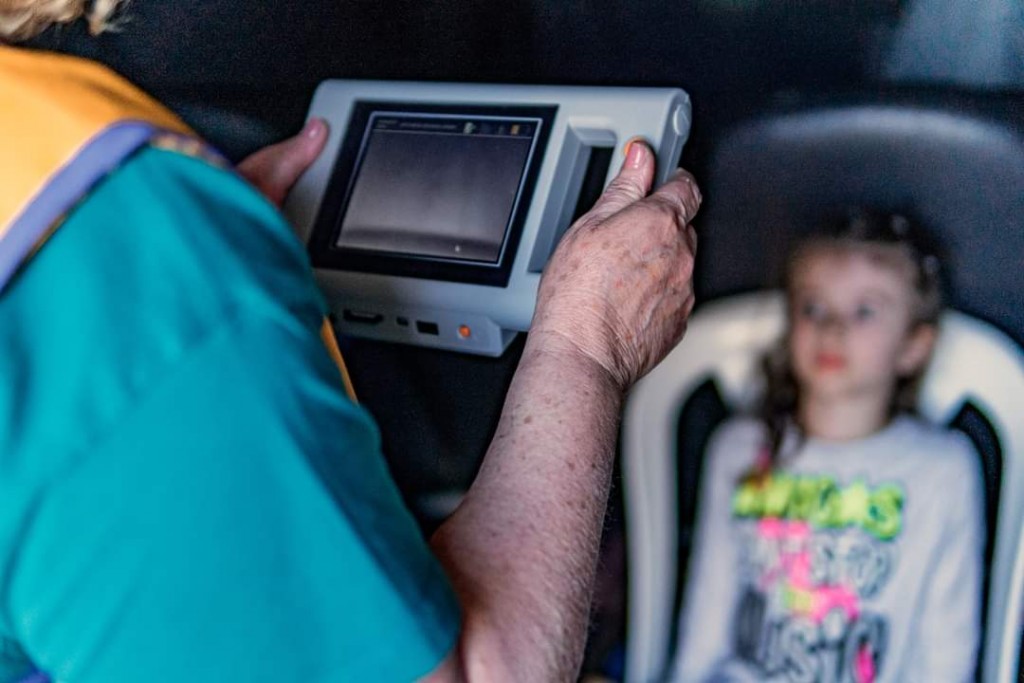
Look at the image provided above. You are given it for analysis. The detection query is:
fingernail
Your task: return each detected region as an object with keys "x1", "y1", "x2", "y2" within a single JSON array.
[
  {"x1": 305, "y1": 119, "x2": 325, "y2": 139},
  {"x1": 625, "y1": 138, "x2": 646, "y2": 169}
]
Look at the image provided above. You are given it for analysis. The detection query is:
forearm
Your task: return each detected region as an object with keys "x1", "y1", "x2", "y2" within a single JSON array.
[
  {"x1": 426, "y1": 143, "x2": 700, "y2": 682},
  {"x1": 429, "y1": 332, "x2": 624, "y2": 681}
]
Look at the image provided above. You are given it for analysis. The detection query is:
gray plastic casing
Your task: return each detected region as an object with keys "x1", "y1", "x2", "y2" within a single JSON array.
[{"x1": 285, "y1": 80, "x2": 691, "y2": 356}]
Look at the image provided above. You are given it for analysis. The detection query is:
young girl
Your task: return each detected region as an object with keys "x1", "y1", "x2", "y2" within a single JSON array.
[{"x1": 670, "y1": 210, "x2": 984, "y2": 683}]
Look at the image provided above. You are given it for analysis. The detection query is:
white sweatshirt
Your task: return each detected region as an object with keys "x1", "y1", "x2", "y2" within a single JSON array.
[{"x1": 669, "y1": 415, "x2": 984, "y2": 683}]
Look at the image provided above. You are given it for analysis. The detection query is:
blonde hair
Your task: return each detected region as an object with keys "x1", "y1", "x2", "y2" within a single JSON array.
[{"x1": 0, "y1": 0, "x2": 125, "y2": 42}]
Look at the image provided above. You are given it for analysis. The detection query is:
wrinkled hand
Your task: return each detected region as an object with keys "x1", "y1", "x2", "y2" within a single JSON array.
[
  {"x1": 530, "y1": 140, "x2": 701, "y2": 390},
  {"x1": 237, "y1": 118, "x2": 329, "y2": 207}
]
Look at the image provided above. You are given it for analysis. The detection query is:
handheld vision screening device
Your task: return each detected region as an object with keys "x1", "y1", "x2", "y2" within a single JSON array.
[{"x1": 285, "y1": 80, "x2": 691, "y2": 356}]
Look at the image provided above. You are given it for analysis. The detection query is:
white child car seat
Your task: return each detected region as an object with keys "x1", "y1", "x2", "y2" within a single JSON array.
[{"x1": 622, "y1": 291, "x2": 1024, "y2": 682}]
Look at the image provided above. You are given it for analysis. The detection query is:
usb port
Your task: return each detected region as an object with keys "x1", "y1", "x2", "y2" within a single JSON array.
[
  {"x1": 416, "y1": 321, "x2": 440, "y2": 336},
  {"x1": 342, "y1": 309, "x2": 384, "y2": 325}
]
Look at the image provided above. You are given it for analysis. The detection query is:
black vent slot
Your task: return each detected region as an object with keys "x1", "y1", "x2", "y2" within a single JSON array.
[{"x1": 571, "y1": 146, "x2": 613, "y2": 224}]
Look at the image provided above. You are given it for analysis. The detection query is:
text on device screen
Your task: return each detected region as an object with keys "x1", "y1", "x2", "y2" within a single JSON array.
[{"x1": 337, "y1": 113, "x2": 541, "y2": 264}]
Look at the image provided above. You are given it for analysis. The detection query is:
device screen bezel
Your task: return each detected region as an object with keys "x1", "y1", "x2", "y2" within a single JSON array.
[{"x1": 308, "y1": 101, "x2": 556, "y2": 287}]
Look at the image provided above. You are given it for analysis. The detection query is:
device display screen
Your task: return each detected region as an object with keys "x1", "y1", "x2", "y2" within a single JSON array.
[
  {"x1": 309, "y1": 102, "x2": 555, "y2": 286},
  {"x1": 338, "y1": 113, "x2": 538, "y2": 263}
]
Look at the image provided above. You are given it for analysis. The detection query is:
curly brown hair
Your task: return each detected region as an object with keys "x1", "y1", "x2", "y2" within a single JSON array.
[{"x1": 0, "y1": 0, "x2": 125, "y2": 42}]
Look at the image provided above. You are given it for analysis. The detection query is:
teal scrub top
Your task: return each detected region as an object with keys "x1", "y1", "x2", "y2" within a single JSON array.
[{"x1": 0, "y1": 147, "x2": 461, "y2": 682}]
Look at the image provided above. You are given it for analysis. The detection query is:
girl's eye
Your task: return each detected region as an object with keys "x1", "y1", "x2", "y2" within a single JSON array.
[
  {"x1": 854, "y1": 304, "x2": 877, "y2": 322},
  {"x1": 799, "y1": 301, "x2": 827, "y2": 322}
]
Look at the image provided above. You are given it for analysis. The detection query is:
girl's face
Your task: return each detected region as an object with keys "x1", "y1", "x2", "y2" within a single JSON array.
[{"x1": 787, "y1": 247, "x2": 935, "y2": 407}]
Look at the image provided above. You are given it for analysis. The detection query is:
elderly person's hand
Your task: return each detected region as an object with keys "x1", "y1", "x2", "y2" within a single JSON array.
[
  {"x1": 237, "y1": 118, "x2": 328, "y2": 207},
  {"x1": 530, "y1": 140, "x2": 701, "y2": 390}
]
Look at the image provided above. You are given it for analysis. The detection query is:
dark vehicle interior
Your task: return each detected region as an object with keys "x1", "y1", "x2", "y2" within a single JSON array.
[{"x1": 26, "y1": 1, "x2": 1023, "y2": 680}]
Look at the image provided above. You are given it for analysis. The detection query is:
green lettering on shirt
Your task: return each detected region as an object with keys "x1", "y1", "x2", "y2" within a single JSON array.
[{"x1": 732, "y1": 473, "x2": 905, "y2": 541}]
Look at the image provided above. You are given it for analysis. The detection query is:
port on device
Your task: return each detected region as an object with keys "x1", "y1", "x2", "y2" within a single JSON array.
[
  {"x1": 342, "y1": 309, "x2": 384, "y2": 324},
  {"x1": 416, "y1": 321, "x2": 440, "y2": 336}
]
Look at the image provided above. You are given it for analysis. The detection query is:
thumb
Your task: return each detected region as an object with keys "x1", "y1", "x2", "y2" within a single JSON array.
[
  {"x1": 237, "y1": 118, "x2": 329, "y2": 207},
  {"x1": 582, "y1": 138, "x2": 656, "y2": 224}
]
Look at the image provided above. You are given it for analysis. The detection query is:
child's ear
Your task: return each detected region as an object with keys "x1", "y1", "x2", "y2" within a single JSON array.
[{"x1": 897, "y1": 323, "x2": 938, "y2": 376}]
